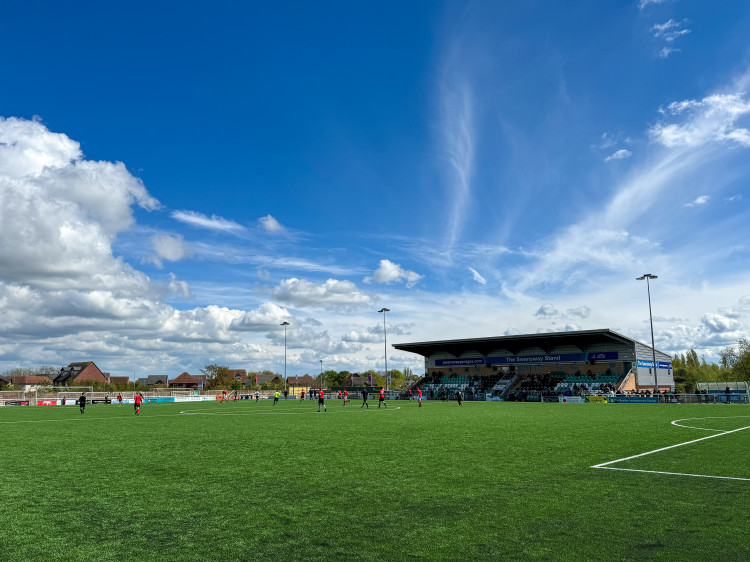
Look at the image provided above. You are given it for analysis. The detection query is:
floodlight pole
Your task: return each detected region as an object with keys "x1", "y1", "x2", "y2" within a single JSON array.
[
  {"x1": 636, "y1": 274, "x2": 659, "y2": 391},
  {"x1": 379, "y1": 308, "x2": 390, "y2": 391},
  {"x1": 281, "y1": 321, "x2": 290, "y2": 391}
]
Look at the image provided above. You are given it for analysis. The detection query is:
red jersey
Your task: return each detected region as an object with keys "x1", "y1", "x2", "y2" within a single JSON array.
[
  {"x1": 380, "y1": 389, "x2": 385, "y2": 399},
  {"x1": 117, "y1": 394, "x2": 122, "y2": 401},
  {"x1": 417, "y1": 389, "x2": 422, "y2": 398},
  {"x1": 343, "y1": 391, "x2": 348, "y2": 397},
  {"x1": 134, "y1": 394, "x2": 142, "y2": 405},
  {"x1": 301, "y1": 391, "x2": 305, "y2": 398},
  {"x1": 319, "y1": 390, "x2": 325, "y2": 400}
]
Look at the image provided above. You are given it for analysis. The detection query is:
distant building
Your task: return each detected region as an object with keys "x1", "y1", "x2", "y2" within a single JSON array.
[
  {"x1": 287, "y1": 374, "x2": 314, "y2": 389},
  {"x1": 136, "y1": 375, "x2": 169, "y2": 388},
  {"x1": 254, "y1": 373, "x2": 282, "y2": 386},
  {"x1": 10, "y1": 375, "x2": 53, "y2": 392},
  {"x1": 53, "y1": 362, "x2": 109, "y2": 387},
  {"x1": 232, "y1": 369, "x2": 248, "y2": 386},
  {"x1": 169, "y1": 372, "x2": 202, "y2": 389},
  {"x1": 109, "y1": 376, "x2": 131, "y2": 387}
]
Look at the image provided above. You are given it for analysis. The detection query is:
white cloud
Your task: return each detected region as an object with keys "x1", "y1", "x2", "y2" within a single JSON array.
[
  {"x1": 258, "y1": 214, "x2": 285, "y2": 233},
  {"x1": 272, "y1": 278, "x2": 373, "y2": 310},
  {"x1": 364, "y1": 259, "x2": 423, "y2": 288},
  {"x1": 439, "y1": 61, "x2": 475, "y2": 253},
  {"x1": 638, "y1": 0, "x2": 670, "y2": 10},
  {"x1": 171, "y1": 210, "x2": 245, "y2": 233},
  {"x1": 567, "y1": 306, "x2": 591, "y2": 319},
  {"x1": 0, "y1": 117, "x2": 159, "y2": 289},
  {"x1": 167, "y1": 273, "x2": 193, "y2": 299},
  {"x1": 469, "y1": 267, "x2": 487, "y2": 285},
  {"x1": 651, "y1": 19, "x2": 691, "y2": 42},
  {"x1": 150, "y1": 234, "x2": 188, "y2": 268},
  {"x1": 684, "y1": 195, "x2": 709, "y2": 207},
  {"x1": 726, "y1": 194, "x2": 743, "y2": 203},
  {"x1": 0, "y1": 118, "x2": 298, "y2": 372},
  {"x1": 658, "y1": 46, "x2": 680, "y2": 59},
  {"x1": 605, "y1": 149, "x2": 632, "y2": 162},
  {"x1": 535, "y1": 304, "x2": 560, "y2": 319},
  {"x1": 649, "y1": 93, "x2": 750, "y2": 148}
]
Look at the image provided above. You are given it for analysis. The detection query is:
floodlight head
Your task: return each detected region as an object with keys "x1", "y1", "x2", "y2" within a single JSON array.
[
  {"x1": 378, "y1": 308, "x2": 390, "y2": 313},
  {"x1": 280, "y1": 321, "x2": 290, "y2": 326},
  {"x1": 636, "y1": 274, "x2": 658, "y2": 281}
]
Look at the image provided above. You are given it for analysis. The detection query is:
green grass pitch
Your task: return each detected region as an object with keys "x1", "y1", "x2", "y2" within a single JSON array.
[{"x1": 2, "y1": 399, "x2": 750, "y2": 561}]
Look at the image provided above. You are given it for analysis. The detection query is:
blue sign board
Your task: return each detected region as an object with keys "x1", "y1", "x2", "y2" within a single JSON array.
[
  {"x1": 636, "y1": 359, "x2": 673, "y2": 369},
  {"x1": 435, "y1": 352, "x2": 619, "y2": 367}
]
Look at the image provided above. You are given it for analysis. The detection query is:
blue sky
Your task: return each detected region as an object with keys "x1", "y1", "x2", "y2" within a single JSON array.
[{"x1": 1, "y1": 0, "x2": 750, "y2": 379}]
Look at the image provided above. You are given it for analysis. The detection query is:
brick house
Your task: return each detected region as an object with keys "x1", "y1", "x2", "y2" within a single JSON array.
[
  {"x1": 53, "y1": 362, "x2": 109, "y2": 386},
  {"x1": 232, "y1": 369, "x2": 247, "y2": 386},
  {"x1": 169, "y1": 372, "x2": 203, "y2": 389},
  {"x1": 109, "y1": 376, "x2": 131, "y2": 387}
]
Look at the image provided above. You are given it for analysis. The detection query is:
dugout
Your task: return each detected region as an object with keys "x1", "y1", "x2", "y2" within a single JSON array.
[{"x1": 393, "y1": 329, "x2": 673, "y2": 391}]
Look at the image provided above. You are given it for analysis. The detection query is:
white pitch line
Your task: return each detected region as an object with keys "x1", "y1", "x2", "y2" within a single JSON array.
[
  {"x1": 592, "y1": 424, "x2": 750, "y2": 468},
  {"x1": 671, "y1": 415, "x2": 750, "y2": 432},
  {"x1": 592, "y1": 424, "x2": 750, "y2": 483},
  {"x1": 594, "y1": 466, "x2": 750, "y2": 482}
]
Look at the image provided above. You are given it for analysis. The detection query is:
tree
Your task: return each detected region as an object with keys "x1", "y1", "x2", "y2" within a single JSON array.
[
  {"x1": 720, "y1": 338, "x2": 750, "y2": 381},
  {"x1": 200, "y1": 364, "x2": 235, "y2": 389},
  {"x1": 388, "y1": 369, "x2": 405, "y2": 389}
]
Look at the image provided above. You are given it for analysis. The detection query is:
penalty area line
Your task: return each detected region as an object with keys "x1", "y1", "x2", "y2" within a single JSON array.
[
  {"x1": 591, "y1": 425, "x2": 750, "y2": 482},
  {"x1": 593, "y1": 466, "x2": 750, "y2": 482}
]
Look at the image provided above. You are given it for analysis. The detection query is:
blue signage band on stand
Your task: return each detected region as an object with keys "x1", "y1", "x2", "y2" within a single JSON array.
[
  {"x1": 636, "y1": 359, "x2": 673, "y2": 369},
  {"x1": 435, "y1": 352, "x2": 619, "y2": 367}
]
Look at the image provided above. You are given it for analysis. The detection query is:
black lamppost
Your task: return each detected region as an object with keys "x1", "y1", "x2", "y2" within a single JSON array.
[
  {"x1": 281, "y1": 321, "x2": 290, "y2": 391},
  {"x1": 378, "y1": 308, "x2": 390, "y2": 390},
  {"x1": 636, "y1": 274, "x2": 658, "y2": 390}
]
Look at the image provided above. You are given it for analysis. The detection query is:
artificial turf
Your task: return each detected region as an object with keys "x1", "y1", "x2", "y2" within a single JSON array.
[{"x1": 1, "y1": 399, "x2": 749, "y2": 561}]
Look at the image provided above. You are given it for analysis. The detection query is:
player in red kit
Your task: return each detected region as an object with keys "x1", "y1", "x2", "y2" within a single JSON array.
[
  {"x1": 343, "y1": 389, "x2": 348, "y2": 405},
  {"x1": 417, "y1": 388, "x2": 423, "y2": 407},
  {"x1": 134, "y1": 392, "x2": 143, "y2": 415},
  {"x1": 378, "y1": 387, "x2": 387, "y2": 409},
  {"x1": 318, "y1": 389, "x2": 326, "y2": 412},
  {"x1": 300, "y1": 390, "x2": 305, "y2": 404}
]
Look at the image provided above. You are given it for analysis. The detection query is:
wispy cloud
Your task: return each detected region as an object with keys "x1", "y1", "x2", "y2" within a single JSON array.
[
  {"x1": 638, "y1": 0, "x2": 671, "y2": 10},
  {"x1": 652, "y1": 19, "x2": 691, "y2": 42},
  {"x1": 651, "y1": 19, "x2": 691, "y2": 58},
  {"x1": 469, "y1": 267, "x2": 487, "y2": 285},
  {"x1": 440, "y1": 78, "x2": 475, "y2": 255},
  {"x1": 171, "y1": 210, "x2": 246, "y2": 233},
  {"x1": 605, "y1": 149, "x2": 632, "y2": 162}
]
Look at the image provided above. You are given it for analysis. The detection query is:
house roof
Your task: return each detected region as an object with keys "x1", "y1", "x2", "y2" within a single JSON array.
[
  {"x1": 137, "y1": 375, "x2": 168, "y2": 386},
  {"x1": 109, "y1": 376, "x2": 130, "y2": 385},
  {"x1": 12, "y1": 375, "x2": 53, "y2": 385},
  {"x1": 171, "y1": 372, "x2": 201, "y2": 383}
]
